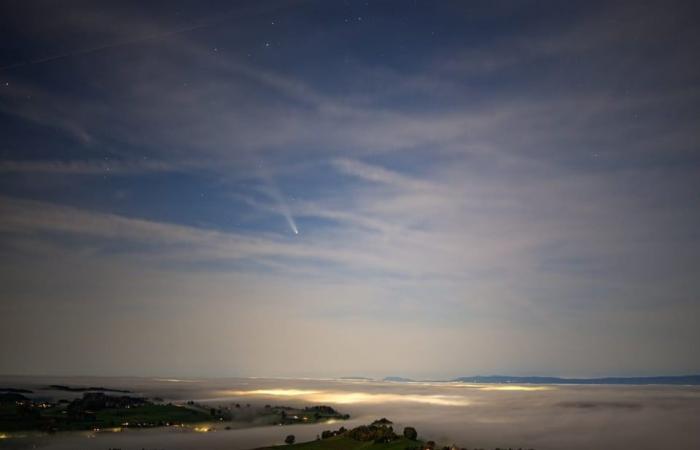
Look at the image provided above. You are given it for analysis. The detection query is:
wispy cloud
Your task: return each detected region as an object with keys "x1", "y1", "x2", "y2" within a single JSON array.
[
  {"x1": 331, "y1": 158, "x2": 436, "y2": 191},
  {"x1": 0, "y1": 159, "x2": 187, "y2": 175}
]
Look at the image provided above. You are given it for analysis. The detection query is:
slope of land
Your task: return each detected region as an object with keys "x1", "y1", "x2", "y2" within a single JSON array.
[
  {"x1": 274, "y1": 435, "x2": 418, "y2": 450},
  {"x1": 0, "y1": 391, "x2": 348, "y2": 433},
  {"x1": 261, "y1": 420, "x2": 421, "y2": 450}
]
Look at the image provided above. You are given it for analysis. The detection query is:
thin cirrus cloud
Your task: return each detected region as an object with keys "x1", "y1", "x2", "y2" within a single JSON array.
[{"x1": 0, "y1": 159, "x2": 183, "y2": 175}]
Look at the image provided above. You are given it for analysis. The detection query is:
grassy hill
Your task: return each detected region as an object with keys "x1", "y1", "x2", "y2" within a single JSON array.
[{"x1": 267, "y1": 436, "x2": 420, "y2": 450}]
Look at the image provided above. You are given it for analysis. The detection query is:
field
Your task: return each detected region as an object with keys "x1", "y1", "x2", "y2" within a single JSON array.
[
  {"x1": 93, "y1": 404, "x2": 212, "y2": 427},
  {"x1": 0, "y1": 391, "x2": 349, "y2": 432},
  {"x1": 0, "y1": 402, "x2": 212, "y2": 432}
]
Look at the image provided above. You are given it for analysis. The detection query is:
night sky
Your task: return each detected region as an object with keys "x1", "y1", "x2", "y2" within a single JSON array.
[{"x1": 1, "y1": 1, "x2": 699, "y2": 378}]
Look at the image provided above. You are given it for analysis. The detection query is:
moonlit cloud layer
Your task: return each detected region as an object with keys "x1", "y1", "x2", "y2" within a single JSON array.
[
  {"x1": 227, "y1": 389, "x2": 471, "y2": 406},
  {"x1": 0, "y1": 1, "x2": 699, "y2": 378}
]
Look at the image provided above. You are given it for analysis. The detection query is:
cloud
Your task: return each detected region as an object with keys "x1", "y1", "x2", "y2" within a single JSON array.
[
  {"x1": 331, "y1": 158, "x2": 436, "y2": 191},
  {"x1": 0, "y1": 159, "x2": 187, "y2": 175}
]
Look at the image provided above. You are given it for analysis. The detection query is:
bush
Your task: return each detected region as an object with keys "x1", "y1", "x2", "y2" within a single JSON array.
[{"x1": 403, "y1": 426, "x2": 418, "y2": 440}]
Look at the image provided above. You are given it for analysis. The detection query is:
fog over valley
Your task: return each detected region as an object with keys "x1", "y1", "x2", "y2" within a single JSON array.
[{"x1": 1, "y1": 377, "x2": 700, "y2": 450}]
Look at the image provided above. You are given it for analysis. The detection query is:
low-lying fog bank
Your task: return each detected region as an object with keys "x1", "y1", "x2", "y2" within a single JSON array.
[{"x1": 1, "y1": 376, "x2": 699, "y2": 450}]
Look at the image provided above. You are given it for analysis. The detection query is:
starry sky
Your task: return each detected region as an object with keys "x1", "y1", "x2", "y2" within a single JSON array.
[{"x1": 1, "y1": 1, "x2": 699, "y2": 378}]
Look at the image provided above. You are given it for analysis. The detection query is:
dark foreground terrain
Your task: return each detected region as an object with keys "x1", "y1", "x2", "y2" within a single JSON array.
[
  {"x1": 262, "y1": 419, "x2": 534, "y2": 450},
  {"x1": 0, "y1": 386, "x2": 348, "y2": 433}
]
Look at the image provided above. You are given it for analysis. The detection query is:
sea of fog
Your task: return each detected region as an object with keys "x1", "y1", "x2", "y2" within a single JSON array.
[{"x1": 1, "y1": 376, "x2": 699, "y2": 450}]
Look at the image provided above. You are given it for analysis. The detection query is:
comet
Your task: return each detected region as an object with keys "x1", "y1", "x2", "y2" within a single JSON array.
[
  {"x1": 258, "y1": 162, "x2": 299, "y2": 235},
  {"x1": 278, "y1": 199, "x2": 299, "y2": 235}
]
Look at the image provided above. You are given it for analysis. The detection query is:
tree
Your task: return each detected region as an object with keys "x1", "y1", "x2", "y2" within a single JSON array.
[
  {"x1": 285, "y1": 434, "x2": 295, "y2": 445},
  {"x1": 403, "y1": 426, "x2": 418, "y2": 440},
  {"x1": 372, "y1": 418, "x2": 393, "y2": 426}
]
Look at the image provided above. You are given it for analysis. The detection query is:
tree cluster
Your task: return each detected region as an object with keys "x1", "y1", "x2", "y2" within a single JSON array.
[
  {"x1": 371, "y1": 417, "x2": 393, "y2": 426},
  {"x1": 346, "y1": 424, "x2": 399, "y2": 443},
  {"x1": 303, "y1": 405, "x2": 338, "y2": 415},
  {"x1": 320, "y1": 426, "x2": 347, "y2": 439}
]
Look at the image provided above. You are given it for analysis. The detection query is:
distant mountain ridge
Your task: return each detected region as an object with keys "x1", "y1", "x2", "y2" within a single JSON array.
[
  {"x1": 451, "y1": 375, "x2": 700, "y2": 385},
  {"x1": 383, "y1": 376, "x2": 414, "y2": 382}
]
